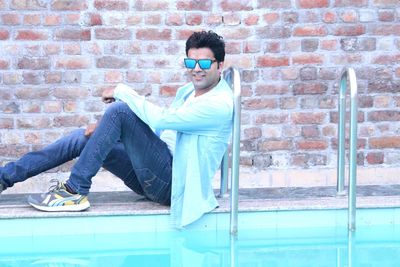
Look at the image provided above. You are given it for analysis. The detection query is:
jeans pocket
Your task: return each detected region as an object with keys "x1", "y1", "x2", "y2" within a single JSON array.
[{"x1": 135, "y1": 168, "x2": 171, "y2": 204}]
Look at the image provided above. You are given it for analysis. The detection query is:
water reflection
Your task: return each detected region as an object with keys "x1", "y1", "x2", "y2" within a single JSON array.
[{"x1": 0, "y1": 226, "x2": 399, "y2": 267}]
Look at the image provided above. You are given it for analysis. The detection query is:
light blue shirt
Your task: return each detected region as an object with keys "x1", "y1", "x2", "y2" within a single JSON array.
[{"x1": 114, "y1": 78, "x2": 233, "y2": 228}]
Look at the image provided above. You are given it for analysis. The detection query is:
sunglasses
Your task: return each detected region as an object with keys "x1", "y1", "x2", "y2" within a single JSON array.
[{"x1": 184, "y1": 58, "x2": 217, "y2": 70}]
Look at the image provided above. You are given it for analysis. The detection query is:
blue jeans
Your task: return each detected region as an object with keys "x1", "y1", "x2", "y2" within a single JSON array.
[{"x1": 0, "y1": 102, "x2": 172, "y2": 205}]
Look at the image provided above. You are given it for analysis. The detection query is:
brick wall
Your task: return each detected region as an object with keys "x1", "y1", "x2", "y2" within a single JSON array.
[{"x1": 0, "y1": 0, "x2": 400, "y2": 174}]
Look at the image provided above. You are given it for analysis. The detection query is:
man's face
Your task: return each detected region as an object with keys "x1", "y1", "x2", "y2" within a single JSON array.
[{"x1": 186, "y1": 47, "x2": 223, "y2": 95}]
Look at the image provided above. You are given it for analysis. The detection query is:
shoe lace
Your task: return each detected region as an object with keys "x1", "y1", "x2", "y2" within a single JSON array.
[{"x1": 48, "y1": 178, "x2": 64, "y2": 193}]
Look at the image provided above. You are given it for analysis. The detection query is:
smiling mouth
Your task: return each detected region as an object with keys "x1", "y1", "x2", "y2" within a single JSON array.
[{"x1": 192, "y1": 74, "x2": 205, "y2": 81}]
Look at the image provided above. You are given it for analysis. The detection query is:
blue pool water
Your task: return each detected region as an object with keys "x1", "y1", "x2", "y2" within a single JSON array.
[{"x1": 0, "y1": 208, "x2": 399, "y2": 266}]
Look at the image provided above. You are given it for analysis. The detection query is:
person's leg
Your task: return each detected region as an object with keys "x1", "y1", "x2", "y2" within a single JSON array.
[
  {"x1": 29, "y1": 102, "x2": 172, "y2": 211},
  {"x1": 67, "y1": 101, "x2": 172, "y2": 204},
  {"x1": 0, "y1": 129, "x2": 88, "y2": 191},
  {"x1": 101, "y1": 142, "x2": 145, "y2": 197}
]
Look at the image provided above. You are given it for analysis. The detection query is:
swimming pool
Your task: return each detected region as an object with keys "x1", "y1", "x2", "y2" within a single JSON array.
[{"x1": 0, "y1": 208, "x2": 399, "y2": 266}]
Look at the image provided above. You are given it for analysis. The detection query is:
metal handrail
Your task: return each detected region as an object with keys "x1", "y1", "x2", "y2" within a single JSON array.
[
  {"x1": 336, "y1": 67, "x2": 358, "y2": 231},
  {"x1": 220, "y1": 67, "x2": 241, "y2": 235}
]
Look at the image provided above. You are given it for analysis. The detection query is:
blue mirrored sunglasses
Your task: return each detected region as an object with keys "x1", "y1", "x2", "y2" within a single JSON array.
[{"x1": 184, "y1": 58, "x2": 217, "y2": 70}]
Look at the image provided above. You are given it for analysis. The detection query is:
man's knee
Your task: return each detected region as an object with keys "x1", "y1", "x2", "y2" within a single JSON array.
[{"x1": 104, "y1": 101, "x2": 131, "y2": 116}]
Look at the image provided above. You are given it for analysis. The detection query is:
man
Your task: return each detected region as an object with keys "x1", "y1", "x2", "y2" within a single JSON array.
[{"x1": 0, "y1": 31, "x2": 233, "y2": 228}]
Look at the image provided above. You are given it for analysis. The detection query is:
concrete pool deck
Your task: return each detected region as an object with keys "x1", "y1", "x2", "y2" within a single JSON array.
[{"x1": 0, "y1": 185, "x2": 400, "y2": 220}]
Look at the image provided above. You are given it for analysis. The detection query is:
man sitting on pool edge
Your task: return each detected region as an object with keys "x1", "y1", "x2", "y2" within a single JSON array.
[{"x1": 0, "y1": 30, "x2": 233, "y2": 228}]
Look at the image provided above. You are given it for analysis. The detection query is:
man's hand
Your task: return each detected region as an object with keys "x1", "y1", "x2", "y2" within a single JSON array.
[
  {"x1": 102, "y1": 88, "x2": 115, "y2": 103},
  {"x1": 85, "y1": 123, "x2": 97, "y2": 137}
]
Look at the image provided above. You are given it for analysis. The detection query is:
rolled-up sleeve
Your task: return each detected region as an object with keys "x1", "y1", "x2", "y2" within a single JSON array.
[{"x1": 114, "y1": 83, "x2": 232, "y2": 136}]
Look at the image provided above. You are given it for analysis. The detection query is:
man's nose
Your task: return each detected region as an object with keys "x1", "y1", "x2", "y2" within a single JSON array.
[{"x1": 193, "y1": 62, "x2": 202, "y2": 71}]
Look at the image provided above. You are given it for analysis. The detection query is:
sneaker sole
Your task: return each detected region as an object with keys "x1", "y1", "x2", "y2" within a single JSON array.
[{"x1": 28, "y1": 201, "x2": 90, "y2": 212}]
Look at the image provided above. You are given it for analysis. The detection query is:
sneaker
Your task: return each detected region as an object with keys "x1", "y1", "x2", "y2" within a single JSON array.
[{"x1": 28, "y1": 179, "x2": 90, "y2": 212}]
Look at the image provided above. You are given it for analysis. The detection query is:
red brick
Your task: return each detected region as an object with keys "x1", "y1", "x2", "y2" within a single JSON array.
[
  {"x1": 257, "y1": 56, "x2": 289, "y2": 67},
  {"x1": 2, "y1": 13, "x2": 20, "y2": 25},
  {"x1": 244, "y1": 127, "x2": 262, "y2": 140},
  {"x1": 55, "y1": 29, "x2": 91, "y2": 41},
  {"x1": 258, "y1": 139, "x2": 293, "y2": 151},
  {"x1": 186, "y1": 14, "x2": 203, "y2": 26},
  {"x1": 0, "y1": 59, "x2": 9, "y2": 69},
  {"x1": 160, "y1": 85, "x2": 179, "y2": 96},
  {"x1": 256, "y1": 26, "x2": 290, "y2": 38},
  {"x1": 301, "y1": 125, "x2": 320, "y2": 138},
  {"x1": 11, "y1": 0, "x2": 47, "y2": 9},
  {"x1": 16, "y1": 30, "x2": 48, "y2": 41},
  {"x1": 321, "y1": 39, "x2": 338, "y2": 51},
  {"x1": 166, "y1": 13, "x2": 184, "y2": 26},
  {"x1": 292, "y1": 112, "x2": 326, "y2": 124},
  {"x1": 372, "y1": 54, "x2": 400, "y2": 65},
  {"x1": 255, "y1": 84, "x2": 289, "y2": 95},
  {"x1": 331, "y1": 54, "x2": 363, "y2": 64},
  {"x1": 22, "y1": 72, "x2": 42, "y2": 84},
  {"x1": 51, "y1": 0, "x2": 87, "y2": 10},
  {"x1": 373, "y1": 0, "x2": 399, "y2": 6},
  {"x1": 223, "y1": 13, "x2": 241, "y2": 26},
  {"x1": 368, "y1": 110, "x2": 400, "y2": 121},
  {"x1": 296, "y1": 140, "x2": 328, "y2": 150},
  {"x1": 370, "y1": 25, "x2": 400, "y2": 35},
  {"x1": 136, "y1": 29, "x2": 171, "y2": 40},
  {"x1": 220, "y1": 0, "x2": 253, "y2": 11},
  {"x1": 177, "y1": 0, "x2": 211, "y2": 11},
  {"x1": 221, "y1": 28, "x2": 251, "y2": 39},
  {"x1": 254, "y1": 113, "x2": 288, "y2": 124},
  {"x1": 105, "y1": 70, "x2": 123, "y2": 83},
  {"x1": 258, "y1": 0, "x2": 291, "y2": 8},
  {"x1": 244, "y1": 41, "x2": 261, "y2": 53},
  {"x1": 135, "y1": 0, "x2": 169, "y2": 10},
  {"x1": 225, "y1": 41, "x2": 241, "y2": 54},
  {"x1": 294, "y1": 25, "x2": 327, "y2": 36},
  {"x1": 17, "y1": 117, "x2": 51, "y2": 129},
  {"x1": 53, "y1": 87, "x2": 89, "y2": 99},
  {"x1": 53, "y1": 115, "x2": 89, "y2": 127},
  {"x1": 323, "y1": 11, "x2": 337, "y2": 23},
  {"x1": 18, "y1": 57, "x2": 50, "y2": 70},
  {"x1": 293, "y1": 54, "x2": 324, "y2": 65},
  {"x1": 330, "y1": 111, "x2": 365, "y2": 123},
  {"x1": 293, "y1": 82, "x2": 328, "y2": 95},
  {"x1": 96, "y1": 56, "x2": 129, "y2": 69},
  {"x1": 144, "y1": 14, "x2": 161, "y2": 25},
  {"x1": 206, "y1": 14, "x2": 222, "y2": 26},
  {"x1": 56, "y1": 57, "x2": 90, "y2": 69},
  {"x1": 243, "y1": 14, "x2": 259, "y2": 26},
  {"x1": 378, "y1": 10, "x2": 395, "y2": 21},
  {"x1": 334, "y1": 0, "x2": 368, "y2": 6},
  {"x1": 298, "y1": 0, "x2": 328, "y2": 8},
  {"x1": 340, "y1": 10, "x2": 358, "y2": 22},
  {"x1": 366, "y1": 152, "x2": 384, "y2": 164},
  {"x1": 83, "y1": 13, "x2": 102, "y2": 26},
  {"x1": 243, "y1": 98, "x2": 278, "y2": 110},
  {"x1": 263, "y1": 13, "x2": 279, "y2": 24},
  {"x1": 369, "y1": 136, "x2": 400, "y2": 148},
  {"x1": 64, "y1": 13, "x2": 80, "y2": 25},
  {"x1": 0, "y1": 29, "x2": 10, "y2": 40},
  {"x1": 94, "y1": 0, "x2": 128, "y2": 10},
  {"x1": 63, "y1": 43, "x2": 81, "y2": 55},
  {"x1": 94, "y1": 28, "x2": 130, "y2": 40},
  {"x1": 0, "y1": 118, "x2": 14, "y2": 129},
  {"x1": 23, "y1": 14, "x2": 41, "y2": 25},
  {"x1": 45, "y1": 72, "x2": 62, "y2": 84},
  {"x1": 0, "y1": 145, "x2": 30, "y2": 157},
  {"x1": 43, "y1": 17, "x2": 59, "y2": 28},
  {"x1": 334, "y1": 25, "x2": 365, "y2": 36}
]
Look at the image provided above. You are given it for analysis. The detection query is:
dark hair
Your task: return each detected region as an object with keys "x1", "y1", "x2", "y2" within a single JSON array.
[{"x1": 185, "y1": 30, "x2": 225, "y2": 62}]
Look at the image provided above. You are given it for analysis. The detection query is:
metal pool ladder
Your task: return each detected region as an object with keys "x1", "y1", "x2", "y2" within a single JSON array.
[
  {"x1": 220, "y1": 67, "x2": 241, "y2": 235},
  {"x1": 336, "y1": 67, "x2": 358, "y2": 231}
]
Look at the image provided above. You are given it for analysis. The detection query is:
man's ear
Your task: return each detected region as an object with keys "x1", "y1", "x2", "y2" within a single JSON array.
[{"x1": 218, "y1": 61, "x2": 224, "y2": 71}]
